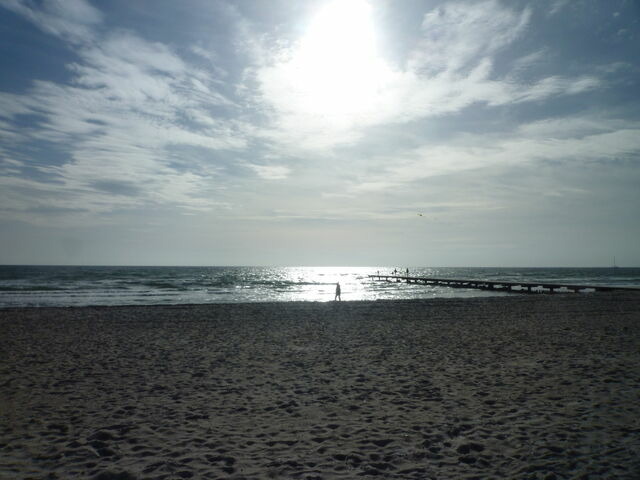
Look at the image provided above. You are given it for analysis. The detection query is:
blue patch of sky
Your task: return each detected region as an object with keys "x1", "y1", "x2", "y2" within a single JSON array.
[
  {"x1": 578, "y1": 153, "x2": 640, "y2": 169},
  {"x1": 527, "y1": 2, "x2": 638, "y2": 65},
  {"x1": 593, "y1": 70, "x2": 640, "y2": 111},
  {"x1": 8, "y1": 113, "x2": 49, "y2": 130},
  {"x1": 97, "y1": 1, "x2": 242, "y2": 75},
  {"x1": 90, "y1": 180, "x2": 141, "y2": 197},
  {"x1": 5, "y1": 138, "x2": 70, "y2": 180},
  {"x1": 83, "y1": 117, "x2": 109, "y2": 127},
  {"x1": 0, "y1": 9, "x2": 79, "y2": 93},
  {"x1": 484, "y1": 4, "x2": 638, "y2": 83},
  {"x1": 372, "y1": 0, "x2": 429, "y2": 67},
  {"x1": 11, "y1": 164, "x2": 65, "y2": 185}
]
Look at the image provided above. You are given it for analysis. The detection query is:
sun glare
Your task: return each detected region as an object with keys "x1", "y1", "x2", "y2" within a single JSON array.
[{"x1": 284, "y1": 0, "x2": 392, "y2": 119}]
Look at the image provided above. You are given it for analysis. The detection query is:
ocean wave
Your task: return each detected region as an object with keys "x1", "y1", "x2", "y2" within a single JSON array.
[{"x1": 1, "y1": 266, "x2": 638, "y2": 308}]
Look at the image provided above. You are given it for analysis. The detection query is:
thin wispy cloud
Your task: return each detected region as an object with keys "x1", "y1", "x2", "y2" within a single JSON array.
[
  {"x1": 247, "y1": 164, "x2": 291, "y2": 180},
  {"x1": 1, "y1": 0, "x2": 249, "y2": 221},
  {"x1": 548, "y1": 0, "x2": 571, "y2": 16},
  {"x1": 350, "y1": 116, "x2": 640, "y2": 193}
]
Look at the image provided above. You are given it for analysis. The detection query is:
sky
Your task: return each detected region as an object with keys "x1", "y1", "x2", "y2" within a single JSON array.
[{"x1": 0, "y1": 0, "x2": 639, "y2": 267}]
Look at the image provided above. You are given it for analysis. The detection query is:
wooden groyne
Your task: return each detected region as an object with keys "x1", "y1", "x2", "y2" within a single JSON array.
[{"x1": 368, "y1": 275, "x2": 640, "y2": 294}]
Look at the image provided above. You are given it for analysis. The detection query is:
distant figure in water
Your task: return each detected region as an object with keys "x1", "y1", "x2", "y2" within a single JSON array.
[
  {"x1": 335, "y1": 282, "x2": 341, "y2": 301},
  {"x1": 406, "y1": 268, "x2": 409, "y2": 276}
]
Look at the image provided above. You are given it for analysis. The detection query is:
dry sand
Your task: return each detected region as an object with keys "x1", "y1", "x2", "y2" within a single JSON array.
[{"x1": 1, "y1": 293, "x2": 640, "y2": 479}]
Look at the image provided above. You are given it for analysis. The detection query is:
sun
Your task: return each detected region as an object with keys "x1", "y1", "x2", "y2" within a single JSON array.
[{"x1": 279, "y1": 0, "x2": 393, "y2": 119}]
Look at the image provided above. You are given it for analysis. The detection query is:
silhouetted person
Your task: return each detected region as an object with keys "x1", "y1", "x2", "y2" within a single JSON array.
[{"x1": 335, "y1": 282, "x2": 341, "y2": 301}]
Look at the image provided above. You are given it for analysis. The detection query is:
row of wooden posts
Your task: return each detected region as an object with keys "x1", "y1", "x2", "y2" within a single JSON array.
[{"x1": 368, "y1": 275, "x2": 638, "y2": 294}]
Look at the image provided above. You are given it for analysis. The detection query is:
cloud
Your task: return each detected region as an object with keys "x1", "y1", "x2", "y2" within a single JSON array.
[
  {"x1": 0, "y1": 3, "x2": 251, "y2": 224},
  {"x1": 409, "y1": 0, "x2": 530, "y2": 75},
  {"x1": 509, "y1": 49, "x2": 549, "y2": 77},
  {"x1": 247, "y1": 164, "x2": 291, "y2": 180},
  {"x1": 248, "y1": 0, "x2": 603, "y2": 152},
  {"x1": 0, "y1": 0, "x2": 633, "y2": 232},
  {"x1": 349, "y1": 116, "x2": 640, "y2": 193},
  {"x1": 548, "y1": 0, "x2": 570, "y2": 16}
]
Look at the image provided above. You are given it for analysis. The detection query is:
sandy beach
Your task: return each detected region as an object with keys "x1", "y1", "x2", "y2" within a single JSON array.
[{"x1": 1, "y1": 293, "x2": 639, "y2": 479}]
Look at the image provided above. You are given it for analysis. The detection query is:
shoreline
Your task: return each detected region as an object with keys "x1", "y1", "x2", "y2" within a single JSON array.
[
  {"x1": 2, "y1": 289, "x2": 638, "y2": 310},
  {"x1": 2, "y1": 292, "x2": 640, "y2": 479}
]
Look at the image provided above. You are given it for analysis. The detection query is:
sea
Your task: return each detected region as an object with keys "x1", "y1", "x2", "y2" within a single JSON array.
[{"x1": 0, "y1": 265, "x2": 638, "y2": 308}]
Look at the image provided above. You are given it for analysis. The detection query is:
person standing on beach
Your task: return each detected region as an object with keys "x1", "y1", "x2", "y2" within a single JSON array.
[{"x1": 335, "y1": 282, "x2": 341, "y2": 301}]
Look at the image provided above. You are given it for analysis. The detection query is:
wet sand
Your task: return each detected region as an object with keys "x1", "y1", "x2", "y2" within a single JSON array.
[{"x1": 1, "y1": 293, "x2": 640, "y2": 479}]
